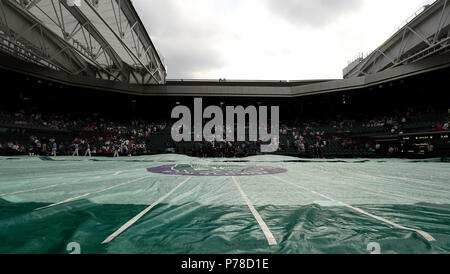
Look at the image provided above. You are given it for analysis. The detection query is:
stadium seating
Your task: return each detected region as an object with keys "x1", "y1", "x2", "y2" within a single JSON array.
[{"x1": 0, "y1": 106, "x2": 448, "y2": 158}]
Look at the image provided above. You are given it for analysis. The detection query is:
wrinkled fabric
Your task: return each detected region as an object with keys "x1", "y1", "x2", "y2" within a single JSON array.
[{"x1": 0, "y1": 155, "x2": 449, "y2": 254}]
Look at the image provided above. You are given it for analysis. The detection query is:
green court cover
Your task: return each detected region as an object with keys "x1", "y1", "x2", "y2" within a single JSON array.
[{"x1": 0, "y1": 155, "x2": 449, "y2": 254}]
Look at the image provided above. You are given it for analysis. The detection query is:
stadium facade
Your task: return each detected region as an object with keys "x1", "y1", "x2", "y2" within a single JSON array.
[
  {"x1": 0, "y1": 0, "x2": 449, "y2": 159},
  {"x1": 0, "y1": 0, "x2": 448, "y2": 96}
]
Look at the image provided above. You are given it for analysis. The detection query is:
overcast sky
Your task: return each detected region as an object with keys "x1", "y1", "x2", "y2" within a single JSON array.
[{"x1": 134, "y1": 0, "x2": 436, "y2": 80}]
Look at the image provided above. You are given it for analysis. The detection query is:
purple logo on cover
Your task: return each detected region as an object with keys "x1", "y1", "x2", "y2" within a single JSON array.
[{"x1": 147, "y1": 164, "x2": 287, "y2": 176}]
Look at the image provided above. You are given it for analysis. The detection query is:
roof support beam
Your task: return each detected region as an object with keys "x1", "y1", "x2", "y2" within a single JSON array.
[
  {"x1": 1, "y1": 0, "x2": 166, "y2": 84},
  {"x1": 60, "y1": 0, "x2": 130, "y2": 81},
  {"x1": 0, "y1": 0, "x2": 89, "y2": 74},
  {"x1": 83, "y1": 0, "x2": 161, "y2": 84},
  {"x1": 344, "y1": 0, "x2": 450, "y2": 78}
]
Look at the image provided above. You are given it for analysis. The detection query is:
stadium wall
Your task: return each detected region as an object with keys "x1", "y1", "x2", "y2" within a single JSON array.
[{"x1": 1, "y1": 50, "x2": 450, "y2": 98}]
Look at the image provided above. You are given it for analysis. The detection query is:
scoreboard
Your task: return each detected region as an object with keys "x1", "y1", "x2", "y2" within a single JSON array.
[{"x1": 399, "y1": 131, "x2": 450, "y2": 158}]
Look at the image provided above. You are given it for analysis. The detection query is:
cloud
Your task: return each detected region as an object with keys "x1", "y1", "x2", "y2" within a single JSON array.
[
  {"x1": 159, "y1": 43, "x2": 227, "y2": 79},
  {"x1": 133, "y1": 0, "x2": 229, "y2": 78},
  {"x1": 132, "y1": 0, "x2": 433, "y2": 80},
  {"x1": 261, "y1": 0, "x2": 363, "y2": 28}
]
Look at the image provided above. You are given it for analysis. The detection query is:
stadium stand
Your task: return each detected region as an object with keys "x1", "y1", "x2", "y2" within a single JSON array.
[{"x1": 1, "y1": 102, "x2": 448, "y2": 158}]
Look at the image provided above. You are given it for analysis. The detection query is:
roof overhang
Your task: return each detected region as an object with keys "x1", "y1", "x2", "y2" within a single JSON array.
[
  {"x1": 0, "y1": 0, "x2": 166, "y2": 84},
  {"x1": 1, "y1": 49, "x2": 449, "y2": 98}
]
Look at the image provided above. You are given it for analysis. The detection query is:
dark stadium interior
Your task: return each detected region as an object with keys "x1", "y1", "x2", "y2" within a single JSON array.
[
  {"x1": 1, "y1": 66, "x2": 449, "y2": 120},
  {"x1": 1, "y1": 66, "x2": 449, "y2": 158}
]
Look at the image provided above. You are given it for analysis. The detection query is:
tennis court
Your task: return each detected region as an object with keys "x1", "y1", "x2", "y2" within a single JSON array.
[{"x1": 0, "y1": 155, "x2": 449, "y2": 254}]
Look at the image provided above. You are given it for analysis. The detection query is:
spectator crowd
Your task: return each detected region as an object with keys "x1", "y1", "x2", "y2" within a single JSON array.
[{"x1": 1, "y1": 106, "x2": 448, "y2": 158}]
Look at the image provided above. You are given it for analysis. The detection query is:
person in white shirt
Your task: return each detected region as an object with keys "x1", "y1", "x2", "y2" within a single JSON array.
[{"x1": 443, "y1": 122, "x2": 449, "y2": 131}]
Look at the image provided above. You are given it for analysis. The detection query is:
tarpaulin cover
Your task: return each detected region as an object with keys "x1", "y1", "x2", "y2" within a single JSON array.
[{"x1": 0, "y1": 155, "x2": 449, "y2": 254}]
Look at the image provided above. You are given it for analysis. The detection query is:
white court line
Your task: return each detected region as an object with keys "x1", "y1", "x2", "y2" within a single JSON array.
[
  {"x1": 271, "y1": 175, "x2": 435, "y2": 242},
  {"x1": 102, "y1": 176, "x2": 193, "y2": 244},
  {"x1": 0, "y1": 179, "x2": 81, "y2": 198},
  {"x1": 353, "y1": 170, "x2": 450, "y2": 194},
  {"x1": 34, "y1": 175, "x2": 153, "y2": 211},
  {"x1": 290, "y1": 169, "x2": 441, "y2": 205},
  {"x1": 1, "y1": 163, "x2": 157, "y2": 199},
  {"x1": 232, "y1": 176, "x2": 277, "y2": 246}
]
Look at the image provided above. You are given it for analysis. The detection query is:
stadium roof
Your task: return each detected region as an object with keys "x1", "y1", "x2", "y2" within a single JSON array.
[
  {"x1": 1, "y1": 0, "x2": 449, "y2": 96},
  {"x1": 3, "y1": 47, "x2": 449, "y2": 98},
  {"x1": 0, "y1": 0, "x2": 166, "y2": 84},
  {"x1": 343, "y1": 0, "x2": 450, "y2": 78}
]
